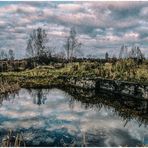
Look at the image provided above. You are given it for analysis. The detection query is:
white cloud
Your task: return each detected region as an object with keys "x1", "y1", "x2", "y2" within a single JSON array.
[
  {"x1": 140, "y1": 7, "x2": 148, "y2": 17},
  {"x1": 0, "y1": 4, "x2": 17, "y2": 14},
  {"x1": 0, "y1": 1, "x2": 147, "y2": 58},
  {"x1": 58, "y1": 3, "x2": 82, "y2": 12},
  {"x1": 0, "y1": 20, "x2": 7, "y2": 27},
  {"x1": 17, "y1": 4, "x2": 38, "y2": 14},
  {"x1": 124, "y1": 32, "x2": 139, "y2": 40}
]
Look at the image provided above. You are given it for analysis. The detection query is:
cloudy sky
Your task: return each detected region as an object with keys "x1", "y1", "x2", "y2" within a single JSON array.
[{"x1": 0, "y1": 1, "x2": 148, "y2": 59}]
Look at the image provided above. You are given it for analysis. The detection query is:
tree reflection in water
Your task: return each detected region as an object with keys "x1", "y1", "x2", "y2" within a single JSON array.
[
  {"x1": 0, "y1": 87, "x2": 148, "y2": 147},
  {"x1": 0, "y1": 92, "x2": 19, "y2": 107},
  {"x1": 0, "y1": 86, "x2": 148, "y2": 127},
  {"x1": 26, "y1": 89, "x2": 47, "y2": 106},
  {"x1": 63, "y1": 86, "x2": 148, "y2": 127}
]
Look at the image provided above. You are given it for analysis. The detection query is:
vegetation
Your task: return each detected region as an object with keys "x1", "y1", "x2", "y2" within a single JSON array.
[
  {"x1": 0, "y1": 77, "x2": 20, "y2": 94},
  {"x1": 64, "y1": 27, "x2": 82, "y2": 60},
  {"x1": 0, "y1": 59, "x2": 147, "y2": 90},
  {"x1": 1, "y1": 129, "x2": 25, "y2": 147},
  {"x1": 0, "y1": 26, "x2": 147, "y2": 92},
  {"x1": 0, "y1": 13, "x2": 147, "y2": 148}
]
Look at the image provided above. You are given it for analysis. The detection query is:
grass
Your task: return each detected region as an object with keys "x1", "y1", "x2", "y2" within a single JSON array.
[
  {"x1": 0, "y1": 81, "x2": 20, "y2": 94},
  {"x1": 0, "y1": 59, "x2": 148, "y2": 88},
  {"x1": 1, "y1": 129, "x2": 26, "y2": 147},
  {"x1": 0, "y1": 60, "x2": 147, "y2": 146}
]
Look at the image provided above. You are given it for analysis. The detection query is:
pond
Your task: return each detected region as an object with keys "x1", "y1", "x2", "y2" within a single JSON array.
[{"x1": 0, "y1": 88, "x2": 148, "y2": 146}]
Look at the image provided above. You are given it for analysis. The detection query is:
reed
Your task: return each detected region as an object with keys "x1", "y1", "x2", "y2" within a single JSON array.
[
  {"x1": 0, "y1": 81, "x2": 20, "y2": 94},
  {"x1": 1, "y1": 129, "x2": 26, "y2": 147},
  {"x1": 1, "y1": 59, "x2": 148, "y2": 89}
]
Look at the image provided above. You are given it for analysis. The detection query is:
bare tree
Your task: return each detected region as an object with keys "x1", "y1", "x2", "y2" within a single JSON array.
[
  {"x1": 26, "y1": 27, "x2": 50, "y2": 66},
  {"x1": 105, "y1": 52, "x2": 109, "y2": 61},
  {"x1": 129, "y1": 46, "x2": 144, "y2": 60},
  {"x1": 136, "y1": 46, "x2": 145, "y2": 60},
  {"x1": 64, "y1": 27, "x2": 81, "y2": 61},
  {"x1": 26, "y1": 38, "x2": 34, "y2": 57},
  {"x1": 8, "y1": 49, "x2": 15, "y2": 60},
  {"x1": 0, "y1": 50, "x2": 8, "y2": 60},
  {"x1": 129, "y1": 45, "x2": 145, "y2": 64},
  {"x1": 26, "y1": 27, "x2": 48, "y2": 58},
  {"x1": 119, "y1": 44, "x2": 128, "y2": 59},
  {"x1": 64, "y1": 37, "x2": 70, "y2": 60}
]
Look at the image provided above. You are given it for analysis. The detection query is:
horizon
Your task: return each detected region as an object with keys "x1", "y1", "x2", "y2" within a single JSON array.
[{"x1": 0, "y1": 1, "x2": 148, "y2": 59}]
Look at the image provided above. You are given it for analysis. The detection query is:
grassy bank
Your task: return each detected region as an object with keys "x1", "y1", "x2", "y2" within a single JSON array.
[
  {"x1": 0, "y1": 81, "x2": 20, "y2": 94},
  {"x1": 0, "y1": 59, "x2": 148, "y2": 88}
]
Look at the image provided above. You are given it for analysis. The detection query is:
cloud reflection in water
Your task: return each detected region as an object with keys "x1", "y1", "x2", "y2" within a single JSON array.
[{"x1": 0, "y1": 88, "x2": 147, "y2": 146}]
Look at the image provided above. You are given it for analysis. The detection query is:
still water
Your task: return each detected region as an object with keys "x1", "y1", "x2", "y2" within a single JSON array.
[{"x1": 0, "y1": 88, "x2": 148, "y2": 146}]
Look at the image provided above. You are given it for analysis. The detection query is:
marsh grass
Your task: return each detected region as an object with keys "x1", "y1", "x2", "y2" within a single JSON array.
[
  {"x1": 1, "y1": 129, "x2": 26, "y2": 147},
  {"x1": 0, "y1": 81, "x2": 20, "y2": 94},
  {"x1": 1, "y1": 59, "x2": 148, "y2": 88}
]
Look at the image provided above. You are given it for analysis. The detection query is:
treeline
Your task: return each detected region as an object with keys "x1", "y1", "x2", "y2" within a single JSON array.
[
  {"x1": 0, "y1": 56, "x2": 116, "y2": 72},
  {"x1": 0, "y1": 26, "x2": 146, "y2": 72},
  {"x1": 0, "y1": 49, "x2": 15, "y2": 60},
  {"x1": 1, "y1": 56, "x2": 148, "y2": 73}
]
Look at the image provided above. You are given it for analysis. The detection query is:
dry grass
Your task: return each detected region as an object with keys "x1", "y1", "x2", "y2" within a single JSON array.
[
  {"x1": 1, "y1": 59, "x2": 148, "y2": 88},
  {"x1": 1, "y1": 129, "x2": 26, "y2": 147}
]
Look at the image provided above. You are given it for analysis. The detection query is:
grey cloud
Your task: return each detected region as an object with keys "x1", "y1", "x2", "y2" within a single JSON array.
[{"x1": 0, "y1": 1, "x2": 148, "y2": 58}]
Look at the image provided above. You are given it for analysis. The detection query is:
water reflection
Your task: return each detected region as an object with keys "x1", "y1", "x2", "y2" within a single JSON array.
[
  {"x1": 31, "y1": 90, "x2": 47, "y2": 105},
  {"x1": 64, "y1": 87, "x2": 148, "y2": 127},
  {"x1": 0, "y1": 88, "x2": 148, "y2": 146}
]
